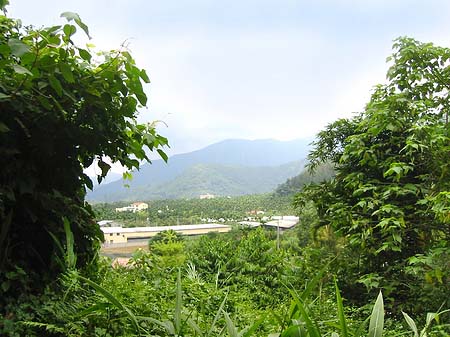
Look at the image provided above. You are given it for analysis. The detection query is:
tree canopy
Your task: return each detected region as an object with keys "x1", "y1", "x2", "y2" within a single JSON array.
[
  {"x1": 0, "y1": 5, "x2": 168, "y2": 295},
  {"x1": 295, "y1": 37, "x2": 449, "y2": 311}
]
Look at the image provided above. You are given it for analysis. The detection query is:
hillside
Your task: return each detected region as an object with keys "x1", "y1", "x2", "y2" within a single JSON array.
[
  {"x1": 275, "y1": 162, "x2": 335, "y2": 196},
  {"x1": 87, "y1": 138, "x2": 311, "y2": 202}
]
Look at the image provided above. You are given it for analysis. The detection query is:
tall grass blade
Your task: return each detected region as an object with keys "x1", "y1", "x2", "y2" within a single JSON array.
[
  {"x1": 223, "y1": 311, "x2": 238, "y2": 337},
  {"x1": 78, "y1": 275, "x2": 140, "y2": 333},
  {"x1": 240, "y1": 314, "x2": 266, "y2": 337},
  {"x1": 353, "y1": 316, "x2": 370, "y2": 337},
  {"x1": 334, "y1": 279, "x2": 349, "y2": 337},
  {"x1": 63, "y1": 217, "x2": 76, "y2": 269},
  {"x1": 280, "y1": 324, "x2": 304, "y2": 337},
  {"x1": 287, "y1": 288, "x2": 322, "y2": 337},
  {"x1": 188, "y1": 318, "x2": 204, "y2": 336},
  {"x1": 299, "y1": 258, "x2": 333, "y2": 302},
  {"x1": 368, "y1": 291, "x2": 384, "y2": 337},
  {"x1": 0, "y1": 211, "x2": 12, "y2": 267},
  {"x1": 425, "y1": 312, "x2": 438, "y2": 328},
  {"x1": 139, "y1": 316, "x2": 175, "y2": 335},
  {"x1": 402, "y1": 312, "x2": 418, "y2": 337},
  {"x1": 47, "y1": 231, "x2": 65, "y2": 270},
  {"x1": 208, "y1": 293, "x2": 228, "y2": 336},
  {"x1": 422, "y1": 308, "x2": 450, "y2": 336},
  {"x1": 175, "y1": 270, "x2": 182, "y2": 334}
]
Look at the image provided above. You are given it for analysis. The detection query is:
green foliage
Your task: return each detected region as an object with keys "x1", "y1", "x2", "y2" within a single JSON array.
[
  {"x1": 275, "y1": 162, "x2": 335, "y2": 197},
  {"x1": 149, "y1": 229, "x2": 185, "y2": 245},
  {"x1": 295, "y1": 37, "x2": 450, "y2": 313},
  {"x1": 92, "y1": 194, "x2": 294, "y2": 227},
  {"x1": 2, "y1": 225, "x2": 449, "y2": 336},
  {"x1": 0, "y1": 7, "x2": 167, "y2": 308}
]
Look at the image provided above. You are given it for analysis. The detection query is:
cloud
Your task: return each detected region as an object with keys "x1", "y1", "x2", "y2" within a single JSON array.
[{"x1": 9, "y1": 0, "x2": 450, "y2": 156}]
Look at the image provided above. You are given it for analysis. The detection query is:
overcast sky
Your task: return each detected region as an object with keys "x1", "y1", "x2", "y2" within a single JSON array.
[{"x1": 8, "y1": 0, "x2": 450, "y2": 156}]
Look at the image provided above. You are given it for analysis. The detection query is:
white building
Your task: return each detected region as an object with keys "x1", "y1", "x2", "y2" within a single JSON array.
[
  {"x1": 102, "y1": 224, "x2": 231, "y2": 244},
  {"x1": 115, "y1": 202, "x2": 149, "y2": 213}
]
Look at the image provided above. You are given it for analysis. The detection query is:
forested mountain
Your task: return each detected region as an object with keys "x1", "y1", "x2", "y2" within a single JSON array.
[
  {"x1": 87, "y1": 138, "x2": 311, "y2": 202},
  {"x1": 275, "y1": 162, "x2": 335, "y2": 196}
]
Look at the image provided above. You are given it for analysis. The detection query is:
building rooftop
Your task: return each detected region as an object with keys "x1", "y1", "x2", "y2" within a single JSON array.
[{"x1": 101, "y1": 223, "x2": 230, "y2": 234}]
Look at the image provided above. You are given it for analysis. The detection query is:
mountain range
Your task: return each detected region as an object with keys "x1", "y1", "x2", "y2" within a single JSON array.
[{"x1": 87, "y1": 138, "x2": 312, "y2": 202}]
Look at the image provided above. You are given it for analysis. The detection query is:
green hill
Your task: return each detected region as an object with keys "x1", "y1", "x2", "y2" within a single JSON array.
[
  {"x1": 275, "y1": 162, "x2": 335, "y2": 196},
  {"x1": 87, "y1": 138, "x2": 311, "y2": 202}
]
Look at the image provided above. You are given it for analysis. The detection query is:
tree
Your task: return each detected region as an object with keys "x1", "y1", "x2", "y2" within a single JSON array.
[
  {"x1": 295, "y1": 37, "x2": 449, "y2": 312},
  {"x1": 0, "y1": 4, "x2": 168, "y2": 297}
]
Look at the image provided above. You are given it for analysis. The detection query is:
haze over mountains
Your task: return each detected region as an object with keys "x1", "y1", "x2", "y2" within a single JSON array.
[{"x1": 87, "y1": 138, "x2": 312, "y2": 202}]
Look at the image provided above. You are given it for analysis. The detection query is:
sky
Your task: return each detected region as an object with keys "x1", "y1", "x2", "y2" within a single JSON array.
[{"x1": 7, "y1": 0, "x2": 450, "y2": 158}]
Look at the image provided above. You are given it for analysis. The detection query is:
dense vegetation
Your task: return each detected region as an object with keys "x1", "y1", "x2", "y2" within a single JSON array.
[
  {"x1": 295, "y1": 37, "x2": 450, "y2": 314},
  {"x1": 3, "y1": 226, "x2": 449, "y2": 336},
  {"x1": 1, "y1": 3, "x2": 449, "y2": 337},
  {"x1": 0, "y1": 1, "x2": 167, "y2": 310},
  {"x1": 93, "y1": 194, "x2": 295, "y2": 227}
]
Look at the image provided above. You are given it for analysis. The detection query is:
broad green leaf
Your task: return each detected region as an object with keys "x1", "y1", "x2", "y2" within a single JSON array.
[
  {"x1": 12, "y1": 64, "x2": 32, "y2": 75},
  {"x1": 98, "y1": 160, "x2": 111, "y2": 178},
  {"x1": 135, "y1": 91, "x2": 147, "y2": 106},
  {"x1": 59, "y1": 63, "x2": 74, "y2": 83},
  {"x1": 49, "y1": 75, "x2": 63, "y2": 96},
  {"x1": 60, "y1": 12, "x2": 91, "y2": 38},
  {"x1": 63, "y1": 24, "x2": 76, "y2": 38},
  {"x1": 82, "y1": 173, "x2": 93, "y2": 190},
  {"x1": 335, "y1": 280, "x2": 349, "y2": 337},
  {"x1": 140, "y1": 69, "x2": 150, "y2": 83},
  {"x1": 79, "y1": 48, "x2": 91, "y2": 62},
  {"x1": 8, "y1": 38, "x2": 30, "y2": 57},
  {"x1": 74, "y1": 18, "x2": 91, "y2": 39},
  {"x1": 157, "y1": 149, "x2": 168, "y2": 162},
  {"x1": 60, "y1": 11, "x2": 79, "y2": 21},
  {"x1": 368, "y1": 292, "x2": 384, "y2": 337}
]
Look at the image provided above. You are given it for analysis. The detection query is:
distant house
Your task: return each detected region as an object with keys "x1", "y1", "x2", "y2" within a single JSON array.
[
  {"x1": 199, "y1": 194, "x2": 215, "y2": 199},
  {"x1": 131, "y1": 202, "x2": 148, "y2": 212},
  {"x1": 115, "y1": 202, "x2": 148, "y2": 213},
  {"x1": 247, "y1": 210, "x2": 265, "y2": 215}
]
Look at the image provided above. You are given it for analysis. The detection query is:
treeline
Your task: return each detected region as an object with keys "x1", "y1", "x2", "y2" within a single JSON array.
[{"x1": 93, "y1": 194, "x2": 295, "y2": 227}]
